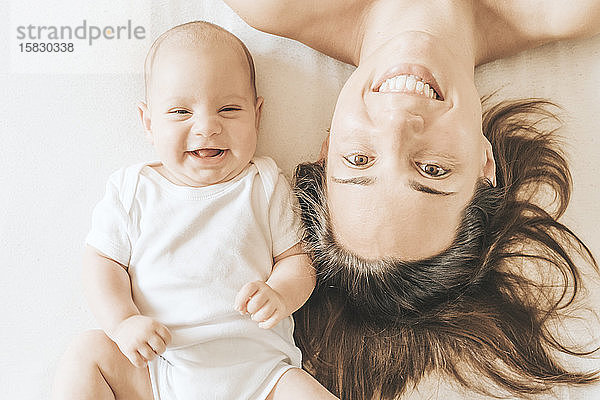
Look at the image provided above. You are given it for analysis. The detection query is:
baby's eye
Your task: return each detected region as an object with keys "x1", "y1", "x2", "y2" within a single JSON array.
[
  {"x1": 170, "y1": 109, "x2": 190, "y2": 115},
  {"x1": 417, "y1": 162, "x2": 448, "y2": 178},
  {"x1": 344, "y1": 154, "x2": 372, "y2": 167}
]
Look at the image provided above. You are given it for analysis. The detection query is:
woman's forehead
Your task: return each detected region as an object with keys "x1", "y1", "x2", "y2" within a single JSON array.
[{"x1": 327, "y1": 177, "x2": 468, "y2": 260}]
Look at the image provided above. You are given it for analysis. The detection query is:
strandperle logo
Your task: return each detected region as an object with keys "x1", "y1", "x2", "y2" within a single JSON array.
[{"x1": 16, "y1": 20, "x2": 146, "y2": 45}]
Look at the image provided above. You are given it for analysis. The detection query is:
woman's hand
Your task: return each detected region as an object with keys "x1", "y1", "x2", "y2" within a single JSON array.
[
  {"x1": 234, "y1": 281, "x2": 288, "y2": 329},
  {"x1": 111, "y1": 315, "x2": 172, "y2": 367}
]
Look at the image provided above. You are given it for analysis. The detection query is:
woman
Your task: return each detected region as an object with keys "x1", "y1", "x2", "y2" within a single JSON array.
[{"x1": 224, "y1": 0, "x2": 600, "y2": 399}]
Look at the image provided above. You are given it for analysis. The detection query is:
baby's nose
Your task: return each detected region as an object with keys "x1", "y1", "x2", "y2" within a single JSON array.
[{"x1": 192, "y1": 115, "x2": 221, "y2": 137}]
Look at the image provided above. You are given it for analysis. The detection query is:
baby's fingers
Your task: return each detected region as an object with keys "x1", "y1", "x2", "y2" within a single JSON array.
[
  {"x1": 125, "y1": 350, "x2": 148, "y2": 368},
  {"x1": 147, "y1": 335, "x2": 167, "y2": 356},
  {"x1": 155, "y1": 324, "x2": 172, "y2": 347},
  {"x1": 137, "y1": 343, "x2": 157, "y2": 363},
  {"x1": 250, "y1": 301, "x2": 276, "y2": 323},
  {"x1": 258, "y1": 311, "x2": 284, "y2": 330},
  {"x1": 234, "y1": 281, "x2": 262, "y2": 314},
  {"x1": 246, "y1": 290, "x2": 270, "y2": 315}
]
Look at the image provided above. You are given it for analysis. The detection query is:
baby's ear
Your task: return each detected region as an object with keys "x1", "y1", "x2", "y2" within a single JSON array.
[
  {"x1": 254, "y1": 96, "x2": 264, "y2": 131},
  {"x1": 137, "y1": 101, "x2": 153, "y2": 143}
]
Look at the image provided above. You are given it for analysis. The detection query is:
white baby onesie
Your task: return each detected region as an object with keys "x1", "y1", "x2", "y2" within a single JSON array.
[{"x1": 86, "y1": 156, "x2": 303, "y2": 400}]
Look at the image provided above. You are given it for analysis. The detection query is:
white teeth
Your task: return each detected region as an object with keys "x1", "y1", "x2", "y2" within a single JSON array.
[
  {"x1": 415, "y1": 80, "x2": 424, "y2": 93},
  {"x1": 378, "y1": 74, "x2": 439, "y2": 99},
  {"x1": 396, "y1": 75, "x2": 407, "y2": 90},
  {"x1": 405, "y1": 75, "x2": 416, "y2": 91}
]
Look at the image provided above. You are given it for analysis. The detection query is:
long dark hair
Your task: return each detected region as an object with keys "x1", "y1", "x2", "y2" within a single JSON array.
[{"x1": 292, "y1": 99, "x2": 599, "y2": 399}]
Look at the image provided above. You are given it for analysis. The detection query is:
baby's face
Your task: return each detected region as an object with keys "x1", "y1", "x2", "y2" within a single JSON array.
[{"x1": 140, "y1": 42, "x2": 261, "y2": 187}]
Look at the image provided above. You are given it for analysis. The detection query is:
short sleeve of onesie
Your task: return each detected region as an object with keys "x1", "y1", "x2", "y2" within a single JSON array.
[
  {"x1": 85, "y1": 169, "x2": 132, "y2": 266},
  {"x1": 266, "y1": 165, "x2": 302, "y2": 258}
]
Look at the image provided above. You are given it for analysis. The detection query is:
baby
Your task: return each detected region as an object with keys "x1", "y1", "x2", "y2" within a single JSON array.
[{"x1": 53, "y1": 21, "x2": 336, "y2": 400}]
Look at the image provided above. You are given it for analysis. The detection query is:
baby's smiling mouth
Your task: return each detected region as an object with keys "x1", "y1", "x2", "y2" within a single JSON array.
[{"x1": 188, "y1": 148, "x2": 225, "y2": 158}]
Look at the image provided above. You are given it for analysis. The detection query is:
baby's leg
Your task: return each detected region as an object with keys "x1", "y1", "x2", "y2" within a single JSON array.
[
  {"x1": 267, "y1": 368, "x2": 338, "y2": 399},
  {"x1": 52, "y1": 330, "x2": 153, "y2": 400}
]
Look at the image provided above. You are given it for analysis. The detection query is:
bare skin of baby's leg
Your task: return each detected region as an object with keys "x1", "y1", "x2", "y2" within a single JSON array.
[
  {"x1": 53, "y1": 330, "x2": 335, "y2": 399},
  {"x1": 52, "y1": 330, "x2": 153, "y2": 400},
  {"x1": 267, "y1": 367, "x2": 339, "y2": 399}
]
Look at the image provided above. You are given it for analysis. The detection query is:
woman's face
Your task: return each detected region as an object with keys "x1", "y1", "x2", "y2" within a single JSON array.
[{"x1": 326, "y1": 32, "x2": 495, "y2": 260}]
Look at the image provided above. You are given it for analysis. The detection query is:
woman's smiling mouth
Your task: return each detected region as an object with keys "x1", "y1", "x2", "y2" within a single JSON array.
[
  {"x1": 373, "y1": 63, "x2": 445, "y2": 101},
  {"x1": 377, "y1": 74, "x2": 440, "y2": 99}
]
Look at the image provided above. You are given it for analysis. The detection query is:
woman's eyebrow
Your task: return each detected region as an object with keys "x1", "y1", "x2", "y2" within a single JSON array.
[
  {"x1": 409, "y1": 180, "x2": 456, "y2": 196},
  {"x1": 331, "y1": 176, "x2": 376, "y2": 185},
  {"x1": 331, "y1": 176, "x2": 455, "y2": 196}
]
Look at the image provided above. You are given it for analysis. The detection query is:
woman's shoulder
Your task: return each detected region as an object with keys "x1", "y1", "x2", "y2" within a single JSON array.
[
  {"x1": 475, "y1": 0, "x2": 600, "y2": 64},
  {"x1": 478, "y1": 0, "x2": 600, "y2": 37},
  {"x1": 223, "y1": 0, "x2": 311, "y2": 33},
  {"x1": 223, "y1": 0, "x2": 370, "y2": 64},
  {"x1": 223, "y1": 0, "x2": 360, "y2": 32}
]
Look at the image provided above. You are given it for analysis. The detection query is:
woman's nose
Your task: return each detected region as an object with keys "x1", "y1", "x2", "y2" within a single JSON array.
[{"x1": 192, "y1": 115, "x2": 222, "y2": 137}]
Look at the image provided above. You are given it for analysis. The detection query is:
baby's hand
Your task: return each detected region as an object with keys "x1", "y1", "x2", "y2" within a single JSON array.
[
  {"x1": 111, "y1": 315, "x2": 172, "y2": 368},
  {"x1": 234, "y1": 281, "x2": 288, "y2": 329}
]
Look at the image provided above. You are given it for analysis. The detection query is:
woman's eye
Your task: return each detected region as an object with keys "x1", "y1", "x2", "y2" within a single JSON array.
[
  {"x1": 344, "y1": 154, "x2": 371, "y2": 166},
  {"x1": 170, "y1": 109, "x2": 190, "y2": 115},
  {"x1": 417, "y1": 163, "x2": 448, "y2": 177}
]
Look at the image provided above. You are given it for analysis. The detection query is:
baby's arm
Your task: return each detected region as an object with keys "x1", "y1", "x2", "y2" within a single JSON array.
[
  {"x1": 235, "y1": 243, "x2": 315, "y2": 329},
  {"x1": 83, "y1": 245, "x2": 171, "y2": 366}
]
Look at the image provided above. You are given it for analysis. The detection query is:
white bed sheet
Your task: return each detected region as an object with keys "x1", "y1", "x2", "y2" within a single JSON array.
[{"x1": 0, "y1": 1, "x2": 598, "y2": 398}]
